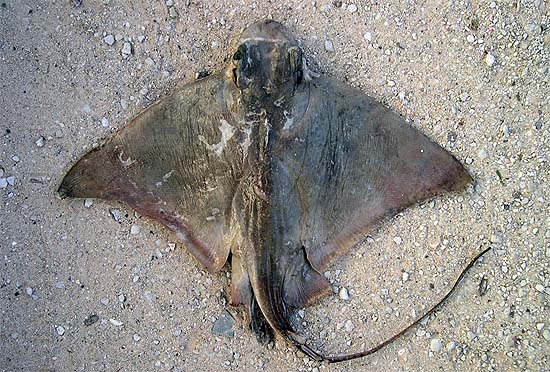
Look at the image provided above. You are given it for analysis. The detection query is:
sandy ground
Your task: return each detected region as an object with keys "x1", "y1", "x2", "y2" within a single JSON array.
[{"x1": 1, "y1": 0, "x2": 549, "y2": 371}]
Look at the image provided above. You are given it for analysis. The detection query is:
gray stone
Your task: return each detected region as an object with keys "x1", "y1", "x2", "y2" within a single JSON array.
[
  {"x1": 212, "y1": 310, "x2": 234, "y2": 338},
  {"x1": 103, "y1": 34, "x2": 115, "y2": 46}
]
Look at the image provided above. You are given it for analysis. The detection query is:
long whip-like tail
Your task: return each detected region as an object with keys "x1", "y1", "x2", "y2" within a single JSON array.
[{"x1": 289, "y1": 247, "x2": 491, "y2": 363}]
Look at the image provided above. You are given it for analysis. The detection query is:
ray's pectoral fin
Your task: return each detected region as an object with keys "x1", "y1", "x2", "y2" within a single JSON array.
[
  {"x1": 58, "y1": 75, "x2": 237, "y2": 272},
  {"x1": 281, "y1": 76, "x2": 473, "y2": 271},
  {"x1": 282, "y1": 248, "x2": 331, "y2": 308}
]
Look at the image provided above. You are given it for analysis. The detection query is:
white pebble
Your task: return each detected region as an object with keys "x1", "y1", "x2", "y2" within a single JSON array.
[
  {"x1": 402, "y1": 272, "x2": 410, "y2": 282},
  {"x1": 536, "y1": 323, "x2": 545, "y2": 331},
  {"x1": 393, "y1": 236, "x2": 402, "y2": 245},
  {"x1": 133, "y1": 333, "x2": 142, "y2": 342},
  {"x1": 137, "y1": 35, "x2": 145, "y2": 43},
  {"x1": 109, "y1": 319, "x2": 123, "y2": 326},
  {"x1": 324, "y1": 40, "x2": 335, "y2": 53},
  {"x1": 36, "y1": 136, "x2": 45, "y2": 147},
  {"x1": 344, "y1": 320, "x2": 354, "y2": 332},
  {"x1": 543, "y1": 329, "x2": 550, "y2": 340},
  {"x1": 466, "y1": 34, "x2": 476, "y2": 43},
  {"x1": 339, "y1": 287, "x2": 350, "y2": 300},
  {"x1": 121, "y1": 42, "x2": 132, "y2": 56},
  {"x1": 6, "y1": 176, "x2": 14, "y2": 186},
  {"x1": 103, "y1": 34, "x2": 115, "y2": 46},
  {"x1": 477, "y1": 148, "x2": 488, "y2": 160},
  {"x1": 26, "y1": 287, "x2": 33, "y2": 296},
  {"x1": 430, "y1": 338, "x2": 442, "y2": 352},
  {"x1": 84, "y1": 199, "x2": 93, "y2": 208},
  {"x1": 535, "y1": 284, "x2": 545, "y2": 293},
  {"x1": 0, "y1": 178, "x2": 7, "y2": 189},
  {"x1": 144, "y1": 290, "x2": 154, "y2": 303},
  {"x1": 347, "y1": 3, "x2": 357, "y2": 12},
  {"x1": 364, "y1": 32, "x2": 372, "y2": 42},
  {"x1": 110, "y1": 209, "x2": 121, "y2": 221},
  {"x1": 101, "y1": 117, "x2": 110, "y2": 127},
  {"x1": 56, "y1": 325, "x2": 65, "y2": 336},
  {"x1": 145, "y1": 57, "x2": 155, "y2": 66},
  {"x1": 446, "y1": 341, "x2": 456, "y2": 351},
  {"x1": 484, "y1": 53, "x2": 496, "y2": 67},
  {"x1": 130, "y1": 225, "x2": 140, "y2": 235}
]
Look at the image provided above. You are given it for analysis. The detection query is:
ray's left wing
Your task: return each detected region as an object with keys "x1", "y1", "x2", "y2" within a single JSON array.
[{"x1": 59, "y1": 75, "x2": 242, "y2": 271}]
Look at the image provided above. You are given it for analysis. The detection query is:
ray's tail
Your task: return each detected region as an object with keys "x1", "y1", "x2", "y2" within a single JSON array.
[{"x1": 288, "y1": 247, "x2": 491, "y2": 363}]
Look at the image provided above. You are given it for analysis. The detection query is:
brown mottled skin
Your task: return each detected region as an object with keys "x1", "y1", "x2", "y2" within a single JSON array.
[{"x1": 59, "y1": 20, "x2": 478, "y2": 362}]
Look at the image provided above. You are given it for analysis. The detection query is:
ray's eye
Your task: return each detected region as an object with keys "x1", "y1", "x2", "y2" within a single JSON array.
[{"x1": 233, "y1": 50, "x2": 242, "y2": 61}]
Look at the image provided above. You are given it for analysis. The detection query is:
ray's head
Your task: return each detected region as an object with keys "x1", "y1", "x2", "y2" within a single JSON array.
[{"x1": 229, "y1": 20, "x2": 305, "y2": 101}]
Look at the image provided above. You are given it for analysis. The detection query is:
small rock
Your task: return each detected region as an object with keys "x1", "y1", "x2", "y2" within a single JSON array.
[
  {"x1": 168, "y1": 6, "x2": 178, "y2": 18},
  {"x1": 446, "y1": 341, "x2": 456, "y2": 351},
  {"x1": 543, "y1": 329, "x2": 550, "y2": 341},
  {"x1": 535, "y1": 284, "x2": 545, "y2": 293},
  {"x1": 12, "y1": 155, "x2": 20, "y2": 162},
  {"x1": 137, "y1": 35, "x2": 145, "y2": 43},
  {"x1": 133, "y1": 333, "x2": 141, "y2": 342},
  {"x1": 478, "y1": 148, "x2": 488, "y2": 160},
  {"x1": 324, "y1": 40, "x2": 335, "y2": 53},
  {"x1": 402, "y1": 272, "x2": 410, "y2": 282},
  {"x1": 121, "y1": 42, "x2": 132, "y2": 56},
  {"x1": 103, "y1": 34, "x2": 115, "y2": 46},
  {"x1": 110, "y1": 209, "x2": 121, "y2": 221},
  {"x1": 430, "y1": 338, "x2": 442, "y2": 352},
  {"x1": 0, "y1": 178, "x2": 7, "y2": 189},
  {"x1": 25, "y1": 287, "x2": 33, "y2": 296},
  {"x1": 364, "y1": 31, "x2": 372, "y2": 42},
  {"x1": 109, "y1": 318, "x2": 123, "y2": 326},
  {"x1": 387, "y1": 80, "x2": 396, "y2": 87},
  {"x1": 393, "y1": 236, "x2": 402, "y2": 245},
  {"x1": 467, "y1": 330, "x2": 477, "y2": 341},
  {"x1": 83, "y1": 314, "x2": 99, "y2": 326},
  {"x1": 118, "y1": 294, "x2": 126, "y2": 303},
  {"x1": 120, "y1": 99, "x2": 128, "y2": 110},
  {"x1": 490, "y1": 234, "x2": 503, "y2": 244},
  {"x1": 165, "y1": 0, "x2": 174, "y2": 6},
  {"x1": 130, "y1": 225, "x2": 140, "y2": 235},
  {"x1": 6, "y1": 176, "x2": 14, "y2": 186},
  {"x1": 466, "y1": 34, "x2": 476, "y2": 43},
  {"x1": 212, "y1": 311, "x2": 234, "y2": 338},
  {"x1": 100, "y1": 297, "x2": 109, "y2": 305},
  {"x1": 114, "y1": 34, "x2": 124, "y2": 42},
  {"x1": 56, "y1": 325, "x2": 65, "y2": 336},
  {"x1": 460, "y1": 92, "x2": 470, "y2": 102},
  {"x1": 339, "y1": 287, "x2": 350, "y2": 300},
  {"x1": 144, "y1": 290, "x2": 154, "y2": 303},
  {"x1": 484, "y1": 53, "x2": 496, "y2": 67},
  {"x1": 536, "y1": 323, "x2": 545, "y2": 331},
  {"x1": 145, "y1": 57, "x2": 155, "y2": 66},
  {"x1": 101, "y1": 117, "x2": 110, "y2": 127},
  {"x1": 140, "y1": 87, "x2": 149, "y2": 96},
  {"x1": 347, "y1": 3, "x2": 357, "y2": 12},
  {"x1": 344, "y1": 320, "x2": 354, "y2": 332},
  {"x1": 84, "y1": 199, "x2": 93, "y2": 208},
  {"x1": 36, "y1": 136, "x2": 45, "y2": 147}
]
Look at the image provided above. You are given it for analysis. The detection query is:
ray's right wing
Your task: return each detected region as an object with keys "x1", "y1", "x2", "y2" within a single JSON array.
[{"x1": 278, "y1": 76, "x2": 472, "y2": 273}]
